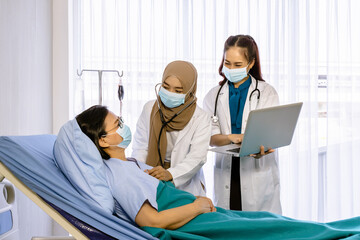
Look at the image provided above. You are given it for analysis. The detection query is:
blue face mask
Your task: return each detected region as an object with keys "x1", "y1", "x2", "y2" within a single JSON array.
[
  {"x1": 158, "y1": 87, "x2": 186, "y2": 108},
  {"x1": 222, "y1": 65, "x2": 249, "y2": 83},
  {"x1": 116, "y1": 124, "x2": 132, "y2": 148},
  {"x1": 107, "y1": 124, "x2": 132, "y2": 149}
]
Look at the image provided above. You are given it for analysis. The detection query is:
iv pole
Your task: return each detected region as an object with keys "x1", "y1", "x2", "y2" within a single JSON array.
[{"x1": 77, "y1": 69, "x2": 124, "y2": 105}]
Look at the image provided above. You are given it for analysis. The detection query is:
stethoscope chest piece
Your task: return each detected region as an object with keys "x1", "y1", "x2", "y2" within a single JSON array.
[{"x1": 212, "y1": 115, "x2": 219, "y2": 123}]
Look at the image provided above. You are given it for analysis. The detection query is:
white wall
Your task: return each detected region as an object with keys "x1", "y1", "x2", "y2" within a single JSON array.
[
  {"x1": 0, "y1": 0, "x2": 67, "y2": 238},
  {"x1": 0, "y1": 0, "x2": 52, "y2": 135},
  {"x1": 53, "y1": 0, "x2": 73, "y2": 135}
]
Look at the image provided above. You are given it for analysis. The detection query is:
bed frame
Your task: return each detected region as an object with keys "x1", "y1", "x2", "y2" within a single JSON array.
[{"x1": 0, "y1": 161, "x2": 83, "y2": 240}]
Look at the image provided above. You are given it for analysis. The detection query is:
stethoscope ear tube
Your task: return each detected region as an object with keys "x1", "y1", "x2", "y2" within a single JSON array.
[
  {"x1": 212, "y1": 82, "x2": 226, "y2": 123},
  {"x1": 249, "y1": 77, "x2": 260, "y2": 100},
  {"x1": 212, "y1": 78, "x2": 260, "y2": 123},
  {"x1": 156, "y1": 96, "x2": 196, "y2": 168},
  {"x1": 157, "y1": 123, "x2": 166, "y2": 168}
]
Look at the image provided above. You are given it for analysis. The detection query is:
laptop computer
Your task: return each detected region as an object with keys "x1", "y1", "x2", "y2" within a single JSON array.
[{"x1": 209, "y1": 102, "x2": 303, "y2": 157}]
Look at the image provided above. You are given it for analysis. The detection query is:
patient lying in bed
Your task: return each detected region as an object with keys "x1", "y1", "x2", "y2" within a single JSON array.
[{"x1": 54, "y1": 105, "x2": 360, "y2": 240}]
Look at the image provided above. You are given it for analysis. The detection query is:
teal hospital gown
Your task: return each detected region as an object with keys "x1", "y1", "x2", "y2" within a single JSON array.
[{"x1": 106, "y1": 158, "x2": 360, "y2": 240}]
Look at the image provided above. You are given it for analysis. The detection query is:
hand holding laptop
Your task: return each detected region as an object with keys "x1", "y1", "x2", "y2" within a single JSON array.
[
  {"x1": 209, "y1": 102, "x2": 303, "y2": 157},
  {"x1": 227, "y1": 135, "x2": 275, "y2": 158},
  {"x1": 250, "y1": 146, "x2": 275, "y2": 159}
]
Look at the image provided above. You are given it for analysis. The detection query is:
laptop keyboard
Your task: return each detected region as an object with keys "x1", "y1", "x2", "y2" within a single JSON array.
[{"x1": 226, "y1": 147, "x2": 241, "y2": 153}]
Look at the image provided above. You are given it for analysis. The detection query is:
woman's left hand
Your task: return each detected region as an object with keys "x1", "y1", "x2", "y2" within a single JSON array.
[
  {"x1": 250, "y1": 145, "x2": 274, "y2": 159},
  {"x1": 145, "y1": 166, "x2": 173, "y2": 181},
  {"x1": 195, "y1": 196, "x2": 217, "y2": 212}
]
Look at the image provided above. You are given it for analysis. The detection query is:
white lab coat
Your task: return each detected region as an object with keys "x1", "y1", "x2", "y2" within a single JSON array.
[
  {"x1": 131, "y1": 100, "x2": 211, "y2": 196},
  {"x1": 203, "y1": 75, "x2": 282, "y2": 214}
]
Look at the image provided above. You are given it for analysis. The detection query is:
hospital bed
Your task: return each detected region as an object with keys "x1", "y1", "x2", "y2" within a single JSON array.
[
  {"x1": 0, "y1": 135, "x2": 157, "y2": 240},
  {"x1": 0, "y1": 178, "x2": 18, "y2": 239}
]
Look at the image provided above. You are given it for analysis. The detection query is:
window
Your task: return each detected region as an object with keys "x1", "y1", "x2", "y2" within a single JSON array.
[{"x1": 73, "y1": 0, "x2": 360, "y2": 222}]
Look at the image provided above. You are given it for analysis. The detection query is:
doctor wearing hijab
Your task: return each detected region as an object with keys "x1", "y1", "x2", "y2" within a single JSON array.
[
  {"x1": 203, "y1": 35, "x2": 281, "y2": 214},
  {"x1": 132, "y1": 60, "x2": 211, "y2": 196}
]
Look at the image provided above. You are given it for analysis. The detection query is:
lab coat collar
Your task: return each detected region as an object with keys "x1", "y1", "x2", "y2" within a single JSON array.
[{"x1": 173, "y1": 105, "x2": 199, "y2": 147}]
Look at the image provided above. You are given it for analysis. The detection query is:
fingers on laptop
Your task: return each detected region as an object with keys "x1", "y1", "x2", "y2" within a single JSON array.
[{"x1": 250, "y1": 146, "x2": 274, "y2": 158}]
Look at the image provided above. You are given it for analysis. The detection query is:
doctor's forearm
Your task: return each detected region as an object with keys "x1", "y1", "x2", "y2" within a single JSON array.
[
  {"x1": 170, "y1": 161, "x2": 203, "y2": 187},
  {"x1": 210, "y1": 134, "x2": 232, "y2": 147}
]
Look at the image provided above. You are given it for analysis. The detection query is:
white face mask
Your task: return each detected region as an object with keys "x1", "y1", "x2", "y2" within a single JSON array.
[{"x1": 222, "y1": 64, "x2": 249, "y2": 83}]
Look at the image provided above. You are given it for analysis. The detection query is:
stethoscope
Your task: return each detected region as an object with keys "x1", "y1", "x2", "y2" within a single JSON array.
[
  {"x1": 212, "y1": 77, "x2": 260, "y2": 123},
  {"x1": 154, "y1": 83, "x2": 196, "y2": 168}
]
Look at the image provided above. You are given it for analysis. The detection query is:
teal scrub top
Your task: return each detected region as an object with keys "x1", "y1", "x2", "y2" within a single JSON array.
[{"x1": 228, "y1": 77, "x2": 251, "y2": 134}]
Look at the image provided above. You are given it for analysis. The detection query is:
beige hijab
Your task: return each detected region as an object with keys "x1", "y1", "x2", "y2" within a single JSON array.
[{"x1": 146, "y1": 60, "x2": 197, "y2": 168}]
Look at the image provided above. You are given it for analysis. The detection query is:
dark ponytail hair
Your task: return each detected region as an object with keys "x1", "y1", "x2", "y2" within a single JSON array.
[
  {"x1": 219, "y1": 35, "x2": 264, "y2": 85},
  {"x1": 76, "y1": 105, "x2": 111, "y2": 160}
]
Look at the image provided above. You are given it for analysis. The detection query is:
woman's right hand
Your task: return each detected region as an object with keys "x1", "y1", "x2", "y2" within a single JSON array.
[
  {"x1": 193, "y1": 196, "x2": 216, "y2": 213},
  {"x1": 227, "y1": 134, "x2": 244, "y2": 144},
  {"x1": 210, "y1": 134, "x2": 244, "y2": 146}
]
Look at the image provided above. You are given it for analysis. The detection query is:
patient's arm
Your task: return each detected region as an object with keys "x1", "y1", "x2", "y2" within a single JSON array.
[{"x1": 135, "y1": 197, "x2": 215, "y2": 230}]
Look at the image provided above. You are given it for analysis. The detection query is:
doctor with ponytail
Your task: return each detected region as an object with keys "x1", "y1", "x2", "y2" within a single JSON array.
[{"x1": 203, "y1": 35, "x2": 281, "y2": 214}]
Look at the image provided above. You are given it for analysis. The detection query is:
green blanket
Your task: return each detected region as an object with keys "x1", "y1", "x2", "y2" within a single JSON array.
[{"x1": 142, "y1": 181, "x2": 360, "y2": 240}]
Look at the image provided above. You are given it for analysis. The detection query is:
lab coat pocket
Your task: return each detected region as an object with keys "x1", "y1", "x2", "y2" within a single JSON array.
[
  {"x1": 255, "y1": 157, "x2": 265, "y2": 169},
  {"x1": 253, "y1": 167, "x2": 275, "y2": 206}
]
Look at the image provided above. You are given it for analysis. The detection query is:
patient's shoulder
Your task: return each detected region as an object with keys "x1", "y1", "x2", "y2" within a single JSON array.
[
  {"x1": 104, "y1": 158, "x2": 157, "y2": 183},
  {"x1": 127, "y1": 157, "x2": 153, "y2": 171}
]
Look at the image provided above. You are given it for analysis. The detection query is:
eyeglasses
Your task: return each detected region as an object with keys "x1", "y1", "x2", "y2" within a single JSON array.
[{"x1": 102, "y1": 117, "x2": 124, "y2": 137}]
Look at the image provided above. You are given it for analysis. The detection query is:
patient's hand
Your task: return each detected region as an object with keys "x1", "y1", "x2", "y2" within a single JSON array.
[
  {"x1": 145, "y1": 166, "x2": 173, "y2": 181},
  {"x1": 194, "y1": 196, "x2": 216, "y2": 213},
  {"x1": 250, "y1": 145, "x2": 275, "y2": 159}
]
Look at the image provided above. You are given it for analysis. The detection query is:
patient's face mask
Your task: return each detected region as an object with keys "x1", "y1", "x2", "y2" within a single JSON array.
[{"x1": 105, "y1": 118, "x2": 132, "y2": 149}]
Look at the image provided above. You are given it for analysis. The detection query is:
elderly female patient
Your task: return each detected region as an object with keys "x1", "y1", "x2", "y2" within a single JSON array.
[{"x1": 59, "y1": 105, "x2": 360, "y2": 240}]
